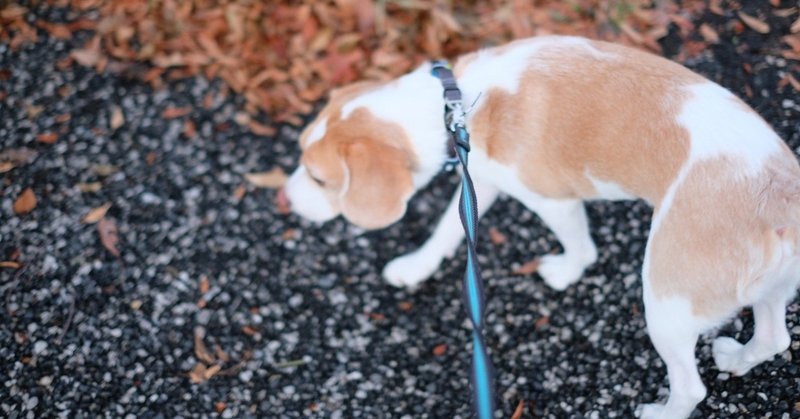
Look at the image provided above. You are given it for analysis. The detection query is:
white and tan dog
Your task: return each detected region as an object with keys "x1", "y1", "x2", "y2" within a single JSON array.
[{"x1": 280, "y1": 36, "x2": 800, "y2": 418}]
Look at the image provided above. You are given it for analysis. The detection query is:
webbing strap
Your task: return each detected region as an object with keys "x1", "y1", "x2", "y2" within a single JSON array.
[{"x1": 431, "y1": 60, "x2": 496, "y2": 419}]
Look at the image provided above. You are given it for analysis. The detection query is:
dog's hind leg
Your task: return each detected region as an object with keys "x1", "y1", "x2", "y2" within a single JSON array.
[
  {"x1": 713, "y1": 290, "x2": 792, "y2": 376},
  {"x1": 638, "y1": 282, "x2": 708, "y2": 419},
  {"x1": 519, "y1": 197, "x2": 597, "y2": 290}
]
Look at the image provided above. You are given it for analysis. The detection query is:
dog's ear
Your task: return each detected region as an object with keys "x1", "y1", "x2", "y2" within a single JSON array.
[{"x1": 339, "y1": 140, "x2": 414, "y2": 230}]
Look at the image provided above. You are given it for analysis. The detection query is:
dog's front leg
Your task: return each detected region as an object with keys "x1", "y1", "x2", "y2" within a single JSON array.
[{"x1": 383, "y1": 179, "x2": 499, "y2": 288}]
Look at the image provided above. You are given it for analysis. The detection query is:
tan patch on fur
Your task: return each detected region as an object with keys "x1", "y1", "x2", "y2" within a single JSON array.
[
  {"x1": 301, "y1": 107, "x2": 417, "y2": 229},
  {"x1": 648, "y1": 153, "x2": 800, "y2": 316},
  {"x1": 464, "y1": 39, "x2": 704, "y2": 205},
  {"x1": 299, "y1": 81, "x2": 382, "y2": 148}
]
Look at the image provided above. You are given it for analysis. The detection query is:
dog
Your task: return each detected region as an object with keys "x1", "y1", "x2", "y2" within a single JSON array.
[{"x1": 279, "y1": 36, "x2": 800, "y2": 418}]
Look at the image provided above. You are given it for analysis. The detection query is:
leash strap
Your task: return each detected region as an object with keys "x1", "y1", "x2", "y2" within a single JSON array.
[{"x1": 431, "y1": 60, "x2": 496, "y2": 419}]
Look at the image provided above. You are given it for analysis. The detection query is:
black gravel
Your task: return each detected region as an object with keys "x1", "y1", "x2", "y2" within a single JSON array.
[{"x1": 1, "y1": 2, "x2": 799, "y2": 418}]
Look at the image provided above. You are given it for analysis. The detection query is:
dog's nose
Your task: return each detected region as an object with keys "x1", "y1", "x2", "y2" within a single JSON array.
[{"x1": 276, "y1": 187, "x2": 291, "y2": 214}]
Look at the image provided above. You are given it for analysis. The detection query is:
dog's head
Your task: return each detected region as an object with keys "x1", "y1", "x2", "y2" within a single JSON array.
[{"x1": 282, "y1": 82, "x2": 419, "y2": 230}]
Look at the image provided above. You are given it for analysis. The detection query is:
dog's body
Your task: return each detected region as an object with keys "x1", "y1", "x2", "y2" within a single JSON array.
[{"x1": 282, "y1": 36, "x2": 800, "y2": 418}]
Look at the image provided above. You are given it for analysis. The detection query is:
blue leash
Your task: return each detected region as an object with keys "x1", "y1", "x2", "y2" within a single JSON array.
[{"x1": 431, "y1": 60, "x2": 496, "y2": 419}]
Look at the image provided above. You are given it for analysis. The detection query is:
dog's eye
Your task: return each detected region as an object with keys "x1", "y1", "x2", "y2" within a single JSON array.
[{"x1": 310, "y1": 175, "x2": 326, "y2": 187}]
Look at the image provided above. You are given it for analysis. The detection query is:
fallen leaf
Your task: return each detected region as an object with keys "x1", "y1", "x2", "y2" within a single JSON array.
[
  {"x1": 77, "y1": 182, "x2": 103, "y2": 193},
  {"x1": 82, "y1": 202, "x2": 112, "y2": 224},
  {"x1": 738, "y1": 12, "x2": 770, "y2": 34},
  {"x1": 792, "y1": 17, "x2": 800, "y2": 34},
  {"x1": 13, "y1": 188, "x2": 37, "y2": 214},
  {"x1": 488, "y1": 227, "x2": 507, "y2": 245},
  {"x1": 162, "y1": 106, "x2": 192, "y2": 119},
  {"x1": 244, "y1": 168, "x2": 288, "y2": 189},
  {"x1": 71, "y1": 48, "x2": 100, "y2": 67},
  {"x1": 787, "y1": 74, "x2": 800, "y2": 92},
  {"x1": 188, "y1": 363, "x2": 208, "y2": 384},
  {"x1": 432, "y1": 343, "x2": 448, "y2": 356},
  {"x1": 232, "y1": 184, "x2": 246, "y2": 201},
  {"x1": 241, "y1": 325, "x2": 257, "y2": 336},
  {"x1": 183, "y1": 120, "x2": 197, "y2": 138},
  {"x1": 535, "y1": 316, "x2": 550, "y2": 330},
  {"x1": 97, "y1": 218, "x2": 120, "y2": 257},
  {"x1": 130, "y1": 299, "x2": 143, "y2": 310},
  {"x1": 0, "y1": 162, "x2": 15, "y2": 173},
  {"x1": 199, "y1": 275, "x2": 210, "y2": 294},
  {"x1": 794, "y1": 401, "x2": 800, "y2": 412},
  {"x1": 25, "y1": 104, "x2": 44, "y2": 119},
  {"x1": 194, "y1": 326, "x2": 216, "y2": 364},
  {"x1": 36, "y1": 132, "x2": 58, "y2": 144},
  {"x1": 511, "y1": 400, "x2": 525, "y2": 419},
  {"x1": 0, "y1": 261, "x2": 21, "y2": 269},
  {"x1": 398, "y1": 301, "x2": 413, "y2": 311},
  {"x1": 110, "y1": 106, "x2": 125, "y2": 130},
  {"x1": 513, "y1": 259, "x2": 540, "y2": 275},
  {"x1": 699, "y1": 23, "x2": 719, "y2": 44},
  {"x1": 281, "y1": 229, "x2": 296, "y2": 241},
  {"x1": 214, "y1": 345, "x2": 231, "y2": 363},
  {"x1": 247, "y1": 120, "x2": 276, "y2": 136},
  {"x1": 145, "y1": 152, "x2": 157, "y2": 166},
  {"x1": 215, "y1": 401, "x2": 227, "y2": 413}
]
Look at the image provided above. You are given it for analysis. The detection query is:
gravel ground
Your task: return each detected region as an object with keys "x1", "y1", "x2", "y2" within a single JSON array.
[{"x1": 2, "y1": 2, "x2": 800, "y2": 418}]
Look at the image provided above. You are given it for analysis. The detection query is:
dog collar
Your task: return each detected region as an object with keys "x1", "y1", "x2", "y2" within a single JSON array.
[{"x1": 430, "y1": 60, "x2": 470, "y2": 170}]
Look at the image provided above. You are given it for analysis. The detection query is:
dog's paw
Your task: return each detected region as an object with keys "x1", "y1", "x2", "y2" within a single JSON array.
[
  {"x1": 537, "y1": 254, "x2": 587, "y2": 291},
  {"x1": 637, "y1": 403, "x2": 665, "y2": 419},
  {"x1": 383, "y1": 251, "x2": 439, "y2": 288},
  {"x1": 712, "y1": 337, "x2": 747, "y2": 375}
]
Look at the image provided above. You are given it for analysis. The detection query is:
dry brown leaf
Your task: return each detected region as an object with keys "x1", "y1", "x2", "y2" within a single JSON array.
[
  {"x1": 71, "y1": 48, "x2": 100, "y2": 67},
  {"x1": 511, "y1": 400, "x2": 525, "y2": 419},
  {"x1": 214, "y1": 345, "x2": 231, "y2": 363},
  {"x1": 13, "y1": 188, "x2": 37, "y2": 215},
  {"x1": 0, "y1": 261, "x2": 21, "y2": 269},
  {"x1": 535, "y1": 315, "x2": 550, "y2": 330},
  {"x1": 432, "y1": 344, "x2": 447, "y2": 356},
  {"x1": 215, "y1": 401, "x2": 227, "y2": 413},
  {"x1": 232, "y1": 184, "x2": 246, "y2": 201},
  {"x1": 183, "y1": 120, "x2": 197, "y2": 138},
  {"x1": 199, "y1": 275, "x2": 210, "y2": 294},
  {"x1": 699, "y1": 23, "x2": 719, "y2": 44},
  {"x1": 162, "y1": 106, "x2": 192, "y2": 119},
  {"x1": 194, "y1": 326, "x2": 216, "y2": 364},
  {"x1": 36, "y1": 132, "x2": 58, "y2": 144},
  {"x1": 787, "y1": 74, "x2": 800, "y2": 92},
  {"x1": 78, "y1": 182, "x2": 103, "y2": 193},
  {"x1": 792, "y1": 17, "x2": 800, "y2": 34},
  {"x1": 0, "y1": 162, "x2": 16, "y2": 173},
  {"x1": 513, "y1": 259, "x2": 540, "y2": 276},
  {"x1": 247, "y1": 120, "x2": 276, "y2": 137},
  {"x1": 188, "y1": 363, "x2": 208, "y2": 384},
  {"x1": 82, "y1": 202, "x2": 112, "y2": 224},
  {"x1": 488, "y1": 227, "x2": 507, "y2": 245},
  {"x1": 97, "y1": 217, "x2": 120, "y2": 257},
  {"x1": 738, "y1": 12, "x2": 770, "y2": 34},
  {"x1": 110, "y1": 106, "x2": 125, "y2": 130},
  {"x1": 244, "y1": 168, "x2": 288, "y2": 189}
]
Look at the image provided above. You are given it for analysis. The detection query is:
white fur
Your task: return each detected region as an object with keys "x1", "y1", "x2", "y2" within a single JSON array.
[
  {"x1": 679, "y1": 83, "x2": 782, "y2": 174},
  {"x1": 304, "y1": 117, "x2": 328, "y2": 146},
  {"x1": 586, "y1": 172, "x2": 635, "y2": 200}
]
